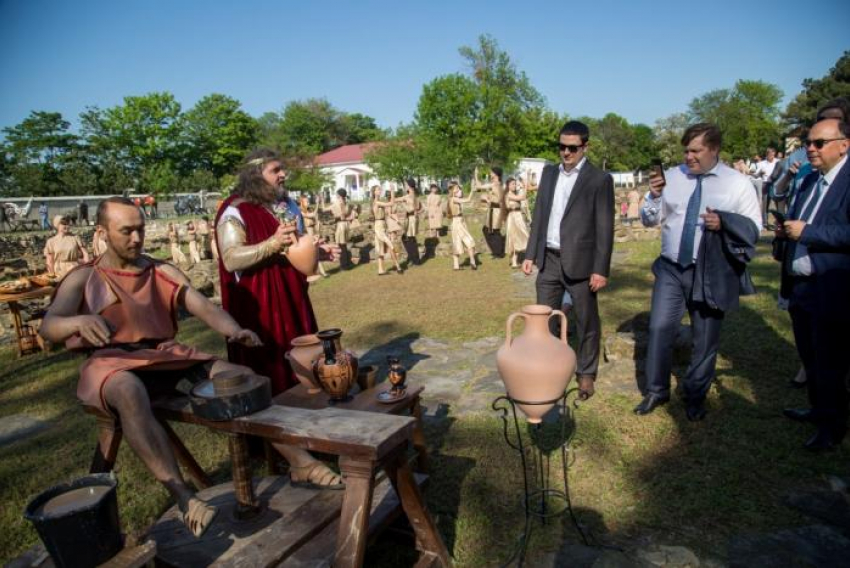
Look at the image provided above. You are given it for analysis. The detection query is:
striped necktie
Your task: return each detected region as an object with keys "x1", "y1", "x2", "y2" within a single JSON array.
[
  {"x1": 677, "y1": 175, "x2": 703, "y2": 267},
  {"x1": 796, "y1": 177, "x2": 824, "y2": 221}
]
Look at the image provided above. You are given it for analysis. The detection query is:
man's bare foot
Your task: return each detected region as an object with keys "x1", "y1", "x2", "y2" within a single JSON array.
[
  {"x1": 181, "y1": 497, "x2": 218, "y2": 538},
  {"x1": 290, "y1": 461, "x2": 344, "y2": 490}
]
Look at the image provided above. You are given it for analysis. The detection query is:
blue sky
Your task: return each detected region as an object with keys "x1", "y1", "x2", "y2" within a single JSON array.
[{"x1": 1, "y1": 0, "x2": 848, "y2": 133}]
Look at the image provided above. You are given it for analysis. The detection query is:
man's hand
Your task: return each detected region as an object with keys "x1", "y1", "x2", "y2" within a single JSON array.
[
  {"x1": 774, "y1": 223, "x2": 788, "y2": 239},
  {"x1": 521, "y1": 259, "x2": 535, "y2": 276},
  {"x1": 318, "y1": 241, "x2": 340, "y2": 261},
  {"x1": 227, "y1": 328, "x2": 263, "y2": 347},
  {"x1": 270, "y1": 223, "x2": 297, "y2": 252},
  {"x1": 75, "y1": 315, "x2": 112, "y2": 347},
  {"x1": 788, "y1": 160, "x2": 802, "y2": 175},
  {"x1": 783, "y1": 220, "x2": 806, "y2": 241},
  {"x1": 701, "y1": 207, "x2": 721, "y2": 231},
  {"x1": 648, "y1": 173, "x2": 666, "y2": 198},
  {"x1": 589, "y1": 273, "x2": 608, "y2": 292}
]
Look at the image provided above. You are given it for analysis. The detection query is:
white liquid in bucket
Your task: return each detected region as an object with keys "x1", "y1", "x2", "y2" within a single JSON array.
[{"x1": 36, "y1": 485, "x2": 110, "y2": 518}]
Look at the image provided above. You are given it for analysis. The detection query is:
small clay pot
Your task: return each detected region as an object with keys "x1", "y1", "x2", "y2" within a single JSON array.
[
  {"x1": 285, "y1": 334, "x2": 323, "y2": 394},
  {"x1": 286, "y1": 234, "x2": 319, "y2": 276}
]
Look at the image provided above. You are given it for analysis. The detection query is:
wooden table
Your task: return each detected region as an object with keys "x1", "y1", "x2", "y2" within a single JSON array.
[
  {"x1": 0, "y1": 286, "x2": 52, "y2": 357},
  {"x1": 274, "y1": 383, "x2": 429, "y2": 472},
  {"x1": 150, "y1": 398, "x2": 451, "y2": 567}
]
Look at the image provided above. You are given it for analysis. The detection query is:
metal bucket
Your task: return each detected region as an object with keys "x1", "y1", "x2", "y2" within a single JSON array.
[{"x1": 24, "y1": 473, "x2": 121, "y2": 567}]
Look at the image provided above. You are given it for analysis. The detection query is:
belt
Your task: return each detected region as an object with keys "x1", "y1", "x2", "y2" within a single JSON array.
[
  {"x1": 84, "y1": 340, "x2": 162, "y2": 357},
  {"x1": 546, "y1": 247, "x2": 561, "y2": 256}
]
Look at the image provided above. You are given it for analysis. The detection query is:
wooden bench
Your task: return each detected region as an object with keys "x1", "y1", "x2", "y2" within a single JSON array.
[{"x1": 148, "y1": 400, "x2": 451, "y2": 567}]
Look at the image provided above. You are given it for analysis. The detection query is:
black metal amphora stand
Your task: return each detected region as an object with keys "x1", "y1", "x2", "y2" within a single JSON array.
[{"x1": 492, "y1": 389, "x2": 588, "y2": 567}]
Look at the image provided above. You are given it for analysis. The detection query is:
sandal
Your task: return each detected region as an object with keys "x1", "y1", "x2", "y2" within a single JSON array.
[
  {"x1": 290, "y1": 462, "x2": 345, "y2": 490},
  {"x1": 181, "y1": 497, "x2": 218, "y2": 538}
]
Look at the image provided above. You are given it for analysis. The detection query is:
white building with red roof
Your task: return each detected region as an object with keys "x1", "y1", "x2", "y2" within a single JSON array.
[{"x1": 315, "y1": 143, "x2": 383, "y2": 201}]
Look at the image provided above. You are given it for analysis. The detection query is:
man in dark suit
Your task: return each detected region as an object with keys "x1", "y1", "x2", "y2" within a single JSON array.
[
  {"x1": 522, "y1": 121, "x2": 614, "y2": 400},
  {"x1": 778, "y1": 117, "x2": 850, "y2": 451}
]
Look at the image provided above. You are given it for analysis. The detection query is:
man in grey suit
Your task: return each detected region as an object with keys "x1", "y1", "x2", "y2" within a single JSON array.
[{"x1": 522, "y1": 121, "x2": 615, "y2": 400}]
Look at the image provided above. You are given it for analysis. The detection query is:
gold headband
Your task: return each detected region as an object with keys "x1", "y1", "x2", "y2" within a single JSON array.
[{"x1": 246, "y1": 157, "x2": 266, "y2": 167}]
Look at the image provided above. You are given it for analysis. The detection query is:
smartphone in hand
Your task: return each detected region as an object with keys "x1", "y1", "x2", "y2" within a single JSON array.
[
  {"x1": 650, "y1": 158, "x2": 666, "y2": 183},
  {"x1": 769, "y1": 209, "x2": 786, "y2": 225}
]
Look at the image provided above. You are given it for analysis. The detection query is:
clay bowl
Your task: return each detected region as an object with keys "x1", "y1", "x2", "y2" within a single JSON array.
[{"x1": 356, "y1": 365, "x2": 377, "y2": 392}]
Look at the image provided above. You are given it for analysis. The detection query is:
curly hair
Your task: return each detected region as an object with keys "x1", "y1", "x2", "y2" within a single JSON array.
[{"x1": 234, "y1": 148, "x2": 283, "y2": 204}]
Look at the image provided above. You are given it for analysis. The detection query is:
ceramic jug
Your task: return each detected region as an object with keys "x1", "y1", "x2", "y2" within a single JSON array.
[
  {"x1": 285, "y1": 334, "x2": 324, "y2": 394},
  {"x1": 495, "y1": 304, "x2": 576, "y2": 423},
  {"x1": 286, "y1": 234, "x2": 319, "y2": 277},
  {"x1": 312, "y1": 329, "x2": 358, "y2": 402}
]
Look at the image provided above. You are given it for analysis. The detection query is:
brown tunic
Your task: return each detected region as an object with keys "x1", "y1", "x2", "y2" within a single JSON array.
[{"x1": 69, "y1": 257, "x2": 216, "y2": 414}]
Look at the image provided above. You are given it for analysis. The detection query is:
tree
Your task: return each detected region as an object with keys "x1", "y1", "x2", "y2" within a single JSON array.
[
  {"x1": 364, "y1": 128, "x2": 428, "y2": 184},
  {"x1": 181, "y1": 94, "x2": 258, "y2": 178},
  {"x1": 654, "y1": 112, "x2": 690, "y2": 166},
  {"x1": 1, "y1": 111, "x2": 79, "y2": 195},
  {"x1": 458, "y1": 34, "x2": 546, "y2": 165},
  {"x1": 81, "y1": 92, "x2": 183, "y2": 184},
  {"x1": 688, "y1": 80, "x2": 783, "y2": 159},
  {"x1": 414, "y1": 74, "x2": 481, "y2": 178},
  {"x1": 785, "y1": 50, "x2": 850, "y2": 130},
  {"x1": 513, "y1": 108, "x2": 564, "y2": 161}
]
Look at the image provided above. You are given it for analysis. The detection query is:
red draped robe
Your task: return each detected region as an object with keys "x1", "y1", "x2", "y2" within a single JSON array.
[{"x1": 215, "y1": 196, "x2": 318, "y2": 394}]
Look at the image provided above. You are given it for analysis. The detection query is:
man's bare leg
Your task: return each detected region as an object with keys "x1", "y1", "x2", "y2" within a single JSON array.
[
  {"x1": 208, "y1": 361, "x2": 343, "y2": 488},
  {"x1": 102, "y1": 371, "x2": 216, "y2": 537}
]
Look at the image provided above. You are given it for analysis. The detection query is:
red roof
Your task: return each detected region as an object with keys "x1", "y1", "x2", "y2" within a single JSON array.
[{"x1": 315, "y1": 143, "x2": 379, "y2": 166}]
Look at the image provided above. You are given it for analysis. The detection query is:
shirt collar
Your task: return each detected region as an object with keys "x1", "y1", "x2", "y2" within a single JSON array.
[
  {"x1": 823, "y1": 154, "x2": 847, "y2": 186},
  {"x1": 682, "y1": 160, "x2": 721, "y2": 179},
  {"x1": 559, "y1": 157, "x2": 586, "y2": 177}
]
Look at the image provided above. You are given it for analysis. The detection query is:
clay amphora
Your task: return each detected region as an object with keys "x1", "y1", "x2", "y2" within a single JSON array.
[
  {"x1": 495, "y1": 304, "x2": 576, "y2": 423},
  {"x1": 285, "y1": 334, "x2": 323, "y2": 394},
  {"x1": 286, "y1": 234, "x2": 319, "y2": 277},
  {"x1": 312, "y1": 328, "x2": 358, "y2": 402}
]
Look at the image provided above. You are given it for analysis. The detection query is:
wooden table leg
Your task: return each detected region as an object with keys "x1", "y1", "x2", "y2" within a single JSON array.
[
  {"x1": 411, "y1": 396, "x2": 430, "y2": 473},
  {"x1": 90, "y1": 413, "x2": 122, "y2": 473},
  {"x1": 8, "y1": 300, "x2": 24, "y2": 357},
  {"x1": 228, "y1": 433, "x2": 261, "y2": 519},
  {"x1": 334, "y1": 456, "x2": 376, "y2": 568},
  {"x1": 385, "y1": 450, "x2": 452, "y2": 567}
]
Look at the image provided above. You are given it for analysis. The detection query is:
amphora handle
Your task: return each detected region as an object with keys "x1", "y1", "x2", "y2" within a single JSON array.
[
  {"x1": 504, "y1": 312, "x2": 526, "y2": 347},
  {"x1": 550, "y1": 309, "x2": 568, "y2": 344}
]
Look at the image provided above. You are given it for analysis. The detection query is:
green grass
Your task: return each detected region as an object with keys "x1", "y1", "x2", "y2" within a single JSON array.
[{"x1": 2, "y1": 235, "x2": 848, "y2": 565}]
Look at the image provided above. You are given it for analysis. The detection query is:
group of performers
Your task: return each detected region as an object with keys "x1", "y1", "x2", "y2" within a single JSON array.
[{"x1": 167, "y1": 217, "x2": 216, "y2": 265}]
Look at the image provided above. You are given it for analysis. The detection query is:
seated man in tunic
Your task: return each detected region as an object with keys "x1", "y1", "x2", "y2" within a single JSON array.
[{"x1": 40, "y1": 197, "x2": 264, "y2": 538}]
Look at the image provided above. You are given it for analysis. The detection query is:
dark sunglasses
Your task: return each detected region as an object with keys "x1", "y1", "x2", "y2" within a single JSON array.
[
  {"x1": 803, "y1": 137, "x2": 846, "y2": 149},
  {"x1": 557, "y1": 142, "x2": 586, "y2": 153}
]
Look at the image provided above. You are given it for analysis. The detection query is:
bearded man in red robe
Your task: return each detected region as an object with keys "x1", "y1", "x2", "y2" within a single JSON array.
[{"x1": 216, "y1": 148, "x2": 343, "y2": 488}]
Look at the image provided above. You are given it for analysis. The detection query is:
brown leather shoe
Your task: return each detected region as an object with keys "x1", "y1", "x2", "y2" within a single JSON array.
[{"x1": 577, "y1": 375, "x2": 595, "y2": 400}]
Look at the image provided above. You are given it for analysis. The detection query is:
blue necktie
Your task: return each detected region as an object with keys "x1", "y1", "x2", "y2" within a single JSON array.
[
  {"x1": 678, "y1": 175, "x2": 703, "y2": 266},
  {"x1": 796, "y1": 177, "x2": 824, "y2": 221}
]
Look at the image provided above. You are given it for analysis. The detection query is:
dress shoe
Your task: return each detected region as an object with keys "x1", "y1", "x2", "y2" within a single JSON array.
[
  {"x1": 804, "y1": 430, "x2": 839, "y2": 452},
  {"x1": 783, "y1": 408, "x2": 814, "y2": 423},
  {"x1": 686, "y1": 403, "x2": 707, "y2": 422},
  {"x1": 633, "y1": 394, "x2": 669, "y2": 415},
  {"x1": 577, "y1": 375, "x2": 595, "y2": 400}
]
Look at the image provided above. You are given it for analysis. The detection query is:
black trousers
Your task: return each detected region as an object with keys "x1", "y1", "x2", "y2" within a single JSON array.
[
  {"x1": 535, "y1": 248, "x2": 601, "y2": 377},
  {"x1": 644, "y1": 257, "x2": 724, "y2": 403},
  {"x1": 789, "y1": 293, "x2": 850, "y2": 436}
]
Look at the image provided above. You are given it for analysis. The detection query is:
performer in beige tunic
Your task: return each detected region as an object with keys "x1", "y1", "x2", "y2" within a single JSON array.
[
  {"x1": 45, "y1": 215, "x2": 90, "y2": 278},
  {"x1": 627, "y1": 188, "x2": 641, "y2": 219},
  {"x1": 40, "y1": 196, "x2": 264, "y2": 538},
  {"x1": 447, "y1": 182, "x2": 478, "y2": 270},
  {"x1": 168, "y1": 222, "x2": 187, "y2": 264},
  {"x1": 403, "y1": 179, "x2": 421, "y2": 238},
  {"x1": 329, "y1": 189, "x2": 353, "y2": 245},
  {"x1": 299, "y1": 194, "x2": 327, "y2": 278},
  {"x1": 196, "y1": 217, "x2": 211, "y2": 260},
  {"x1": 504, "y1": 178, "x2": 530, "y2": 268},
  {"x1": 370, "y1": 185, "x2": 403, "y2": 275},
  {"x1": 186, "y1": 221, "x2": 202, "y2": 264},
  {"x1": 475, "y1": 166, "x2": 506, "y2": 232},
  {"x1": 426, "y1": 184, "x2": 444, "y2": 238}
]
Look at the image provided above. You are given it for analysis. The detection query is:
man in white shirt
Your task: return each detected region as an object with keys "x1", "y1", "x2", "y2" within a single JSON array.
[
  {"x1": 756, "y1": 147, "x2": 778, "y2": 226},
  {"x1": 777, "y1": 117, "x2": 850, "y2": 451},
  {"x1": 635, "y1": 123, "x2": 761, "y2": 421}
]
